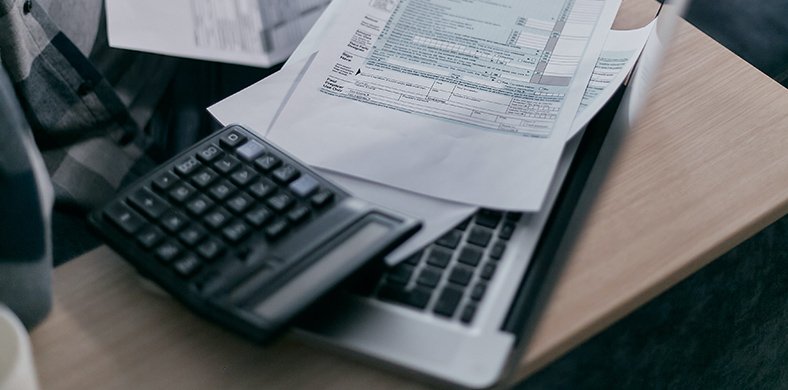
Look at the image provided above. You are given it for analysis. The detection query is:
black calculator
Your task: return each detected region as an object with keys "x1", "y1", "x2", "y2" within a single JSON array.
[{"x1": 89, "y1": 125, "x2": 420, "y2": 342}]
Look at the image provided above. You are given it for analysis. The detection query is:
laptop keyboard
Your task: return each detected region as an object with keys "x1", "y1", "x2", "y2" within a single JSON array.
[{"x1": 370, "y1": 209, "x2": 521, "y2": 324}]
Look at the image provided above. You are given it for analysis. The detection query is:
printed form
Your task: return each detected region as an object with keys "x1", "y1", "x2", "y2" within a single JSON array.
[
  {"x1": 267, "y1": 0, "x2": 622, "y2": 210},
  {"x1": 106, "y1": 0, "x2": 329, "y2": 67}
]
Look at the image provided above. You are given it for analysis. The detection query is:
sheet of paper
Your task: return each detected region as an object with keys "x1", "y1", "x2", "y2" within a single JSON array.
[
  {"x1": 209, "y1": 57, "x2": 478, "y2": 265},
  {"x1": 570, "y1": 20, "x2": 655, "y2": 139},
  {"x1": 265, "y1": 0, "x2": 621, "y2": 211},
  {"x1": 105, "y1": 0, "x2": 329, "y2": 67}
]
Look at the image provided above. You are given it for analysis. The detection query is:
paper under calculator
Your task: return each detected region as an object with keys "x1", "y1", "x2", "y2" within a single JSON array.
[{"x1": 89, "y1": 125, "x2": 421, "y2": 342}]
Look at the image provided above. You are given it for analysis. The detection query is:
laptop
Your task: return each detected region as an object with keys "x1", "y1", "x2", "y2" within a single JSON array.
[{"x1": 295, "y1": 1, "x2": 689, "y2": 388}]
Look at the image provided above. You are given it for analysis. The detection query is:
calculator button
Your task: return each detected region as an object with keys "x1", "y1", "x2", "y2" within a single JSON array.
[
  {"x1": 247, "y1": 178, "x2": 277, "y2": 199},
  {"x1": 128, "y1": 188, "x2": 169, "y2": 219},
  {"x1": 169, "y1": 182, "x2": 197, "y2": 204},
  {"x1": 136, "y1": 226, "x2": 165, "y2": 249},
  {"x1": 460, "y1": 304, "x2": 477, "y2": 324},
  {"x1": 152, "y1": 171, "x2": 178, "y2": 193},
  {"x1": 245, "y1": 206, "x2": 273, "y2": 227},
  {"x1": 475, "y1": 209, "x2": 503, "y2": 229},
  {"x1": 426, "y1": 247, "x2": 452, "y2": 268},
  {"x1": 222, "y1": 221, "x2": 250, "y2": 243},
  {"x1": 457, "y1": 246, "x2": 482, "y2": 267},
  {"x1": 155, "y1": 241, "x2": 183, "y2": 263},
  {"x1": 287, "y1": 204, "x2": 311, "y2": 224},
  {"x1": 219, "y1": 129, "x2": 247, "y2": 149},
  {"x1": 436, "y1": 229, "x2": 463, "y2": 249},
  {"x1": 236, "y1": 140, "x2": 266, "y2": 161},
  {"x1": 289, "y1": 174, "x2": 319, "y2": 197},
  {"x1": 470, "y1": 282, "x2": 487, "y2": 301},
  {"x1": 204, "y1": 208, "x2": 232, "y2": 229},
  {"x1": 174, "y1": 156, "x2": 202, "y2": 177},
  {"x1": 264, "y1": 219, "x2": 289, "y2": 239},
  {"x1": 271, "y1": 164, "x2": 300, "y2": 184},
  {"x1": 230, "y1": 167, "x2": 258, "y2": 187},
  {"x1": 213, "y1": 155, "x2": 241, "y2": 175},
  {"x1": 266, "y1": 192, "x2": 294, "y2": 213},
  {"x1": 254, "y1": 154, "x2": 281, "y2": 172},
  {"x1": 173, "y1": 255, "x2": 202, "y2": 278},
  {"x1": 196, "y1": 239, "x2": 224, "y2": 261},
  {"x1": 191, "y1": 168, "x2": 219, "y2": 189},
  {"x1": 226, "y1": 193, "x2": 254, "y2": 214},
  {"x1": 196, "y1": 144, "x2": 223, "y2": 163},
  {"x1": 489, "y1": 241, "x2": 507, "y2": 260},
  {"x1": 185, "y1": 195, "x2": 214, "y2": 216},
  {"x1": 310, "y1": 189, "x2": 334, "y2": 208},
  {"x1": 178, "y1": 225, "x2": 207, "y2": 247},
  {"x1": 160, "y1": 211, "x2": 188, "y2": 233},
  {"x1": 416, "y1": 267, "x2": 442, "y2": 288},
  {"x1": 104, "y1": 203, "x2": 145, "y2": 234},
  {"x1": 499, "y1": 222, "x2": 516, "y2": 240},
  {"x1": 208, "y1": 180, "x2": 237, "y2": 201}
]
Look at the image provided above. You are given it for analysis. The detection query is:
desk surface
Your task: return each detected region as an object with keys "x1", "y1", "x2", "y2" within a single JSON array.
[{"x1": 30, "y1": 1, "x2": 788, "y2": 389}]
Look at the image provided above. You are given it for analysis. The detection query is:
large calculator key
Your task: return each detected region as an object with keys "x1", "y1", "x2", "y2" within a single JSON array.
[
  {"x1": 128, "y1": 188, "x2": 169, "y2": 219},
  {"x1": 289, "y1": 174, "x2": 319, "y2": 198},
  {"x1": 104, "y1": 203, "x2": 145, "y2": 234},
  {"x1": 219, "y1": 129, "x2": 247, "y2": 149},
  {"x1": 236, "y1": 140, "x2": 266, "y2": 161}
]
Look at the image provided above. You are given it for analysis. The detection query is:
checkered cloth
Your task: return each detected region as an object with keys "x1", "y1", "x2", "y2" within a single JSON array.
[{"x1": 0, "y1": 0, "x2": 156, "y2": 212}]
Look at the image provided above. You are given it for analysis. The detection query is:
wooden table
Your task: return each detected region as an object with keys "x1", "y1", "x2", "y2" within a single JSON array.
[{"x1": 30, "y1": 1, "x2": 788, "y2": 388}]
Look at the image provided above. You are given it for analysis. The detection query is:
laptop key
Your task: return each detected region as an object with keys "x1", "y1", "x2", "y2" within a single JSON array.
[
  {"x1": 436, "y1": 229, "x2": 463, "y2": 249},
  {"x1": 470, "y1": 282, "x2": 487, "y2": 301},
  {"x1": 416, "y1": 267, "x2": 442, "y2": 288},
  {"x1": 387, "y1": 264, "x2": 415, "y2": 285},
  {"x1": 434, "y1": 285, "x2": 463, "y2": 317},
  {"x1": 460, "y1": 303, "x2": 477, "y2": 324},
  {"x1": 457, "y1": 246, "x2": 482, "y2": 267},
  {"x1": 490, "y1": 241, "x2": 507, "y2": 260},
  {"x1": 475, "y1": 209, "x2": 503, "y2": 229},
  {"x1": 448, "y1": 265, "x2": 473, "y2": 286},
  {"x1": 426, "y1": 247, "x2": 452, "y2": 268},
  {"x1": 499, "y1": 222, "x2": 516, "y2": 240},
  {"x1": 468, "y1": 226, "x2": 493, "y2": 248}
]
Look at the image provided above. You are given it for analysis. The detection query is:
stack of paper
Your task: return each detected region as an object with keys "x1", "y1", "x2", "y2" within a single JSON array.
[
  {"x1": 108, "y1": 0, "x2": 654, "y2": 265},
  {"x1": 207, "y1": 0, "x2": 654, "y2": 264}
]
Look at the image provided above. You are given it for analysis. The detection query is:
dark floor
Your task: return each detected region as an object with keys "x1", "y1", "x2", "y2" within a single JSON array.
[{"x1": 518, "y1": 0, "x2": 788, "y2": 388}]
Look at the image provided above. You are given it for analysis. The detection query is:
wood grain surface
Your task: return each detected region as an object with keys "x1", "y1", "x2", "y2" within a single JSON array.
[{"x1": 29, "y1": 0, "x2": 788, "y2": 388}]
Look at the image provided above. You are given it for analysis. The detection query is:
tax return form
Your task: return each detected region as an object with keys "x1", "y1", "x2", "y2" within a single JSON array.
[
  {"x1": 209, "y1": 7, "x2": 655, "y2": 264},
  {"x1": 262, "y1": 0, "x2": 621, "y2": 211}
]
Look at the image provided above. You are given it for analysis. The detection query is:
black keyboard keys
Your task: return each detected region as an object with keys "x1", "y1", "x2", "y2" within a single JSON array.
[{"x1": 433, "y1": 286, "x2": 463, "y2": 317}]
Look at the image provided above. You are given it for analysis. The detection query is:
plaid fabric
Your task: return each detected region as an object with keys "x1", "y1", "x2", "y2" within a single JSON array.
[{"x1": 0, "y1": 0, "x2": 154, "y2": 212}]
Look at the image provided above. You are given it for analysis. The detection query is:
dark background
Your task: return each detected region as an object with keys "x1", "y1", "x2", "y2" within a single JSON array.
[{"x1": 519, "y1": 0, "x2": 788, "y2": 388}]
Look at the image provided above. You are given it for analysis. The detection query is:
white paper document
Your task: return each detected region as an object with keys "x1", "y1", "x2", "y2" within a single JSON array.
[
  {"x1": 105, "y1": 0, "x2": 330, "y2": 67},
  {"x1": 265, "y1": 0, "x2": 622, "y2": 211}
]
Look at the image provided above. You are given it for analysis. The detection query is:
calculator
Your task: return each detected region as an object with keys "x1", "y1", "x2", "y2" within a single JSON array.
[{"x1": 89, "y1": 125, "x2": 421, "y2": 342}]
